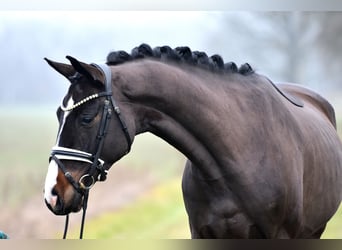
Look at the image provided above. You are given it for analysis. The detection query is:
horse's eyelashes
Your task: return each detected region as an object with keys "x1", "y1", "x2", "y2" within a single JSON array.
[
  {"x1": 80, "y1": 114, "x2": 95, "y2": 126},
  {"x1": 82, "y1": 117, "x2": 93, "y2": 124}
]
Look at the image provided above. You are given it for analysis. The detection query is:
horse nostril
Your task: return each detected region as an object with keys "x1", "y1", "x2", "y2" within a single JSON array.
[
  {"x1": 45, "y1": 191, "x2": 64, "y2": 215},
  {"x1": 51, "y1": 187, "x2": 58, "y2": 196}
]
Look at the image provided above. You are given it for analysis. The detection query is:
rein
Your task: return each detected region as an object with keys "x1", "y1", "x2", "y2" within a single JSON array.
[{"x1": 49, "y1": 63, "x2": 132, "y2": 239}]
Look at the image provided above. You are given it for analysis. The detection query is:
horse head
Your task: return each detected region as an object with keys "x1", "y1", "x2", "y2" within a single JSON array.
[{"x1": 44, "y1": 56, "x2": 132, "y2": 215}]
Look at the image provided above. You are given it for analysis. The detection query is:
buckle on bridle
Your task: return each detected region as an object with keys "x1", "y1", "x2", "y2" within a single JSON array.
[{"x1": 79, "y1": 174, "x2": 95, "y2": 190}]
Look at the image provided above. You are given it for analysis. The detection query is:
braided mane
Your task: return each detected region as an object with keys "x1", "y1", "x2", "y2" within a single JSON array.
[{"x1": 106, "y1": 43, "x2": 254, "y2": 76}]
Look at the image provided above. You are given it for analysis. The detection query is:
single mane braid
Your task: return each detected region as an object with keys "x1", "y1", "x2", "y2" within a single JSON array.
[{"x1": 106, "y1": 43, "x2": 254, "y2": 76}]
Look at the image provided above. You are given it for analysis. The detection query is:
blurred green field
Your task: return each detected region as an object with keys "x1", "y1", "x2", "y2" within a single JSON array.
[
  {"x1": 0, "y1": 108, "x2": 341, "y2": 238},
  {"x1": 0, "y1": 108, "x2": 57, "y2": 207},
  {"x1": 70, "y1": 178, "x2": 190, "y2": 239}
]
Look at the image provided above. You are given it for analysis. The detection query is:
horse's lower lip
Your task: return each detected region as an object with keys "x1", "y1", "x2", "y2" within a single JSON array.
[
  {"x1": 45, "y1": 199, "x2": 54, "y2": 212},
  {"x1": 67, "y1": 197, "x2": 83, "y2": 214},
  {"x1": 45, "y1": 199, "x2": 64, "y2": 215}
]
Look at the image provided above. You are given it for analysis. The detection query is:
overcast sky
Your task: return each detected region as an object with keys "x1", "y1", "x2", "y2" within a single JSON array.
[
  {"x1": 0, "y1": 0, "x2": 341, "y2": 10},
  {"x1": 0, "y1": 11, "x2": 341, "y2": 108},
  {"x1": 0, "y1": 11, "x2": 220, "y2": 61},
  {"x1": 0, "y1": 11, "x2": 225, "y2": 105}
]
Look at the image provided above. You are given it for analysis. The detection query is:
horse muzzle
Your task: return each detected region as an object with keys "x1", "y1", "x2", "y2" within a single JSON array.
[{"x1": 44, "y1": 189, "x2": 83, "y2": 216}]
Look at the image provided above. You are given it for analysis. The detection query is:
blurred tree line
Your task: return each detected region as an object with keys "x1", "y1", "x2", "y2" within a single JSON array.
[{"x1": 208, "y1": 12, "x2": 342, "y2": 92}]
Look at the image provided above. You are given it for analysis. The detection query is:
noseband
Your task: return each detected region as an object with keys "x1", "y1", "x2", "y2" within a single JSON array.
[{"x1": 49, "y1": 63, "x2": 132, "y2": 239}]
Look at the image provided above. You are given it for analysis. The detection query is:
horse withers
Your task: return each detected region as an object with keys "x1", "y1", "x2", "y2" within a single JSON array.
[{"x1": 43, "y1": 44, "x2": 342, "y2": 238}]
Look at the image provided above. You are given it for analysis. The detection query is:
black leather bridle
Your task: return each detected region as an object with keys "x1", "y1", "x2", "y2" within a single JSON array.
[{"x1": 49, "y1": 63, "x2": 132, "y2": 239}]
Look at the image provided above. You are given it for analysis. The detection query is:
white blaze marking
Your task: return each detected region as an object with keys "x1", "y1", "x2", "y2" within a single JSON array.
[
  {"x1": 44, "y1": 97, "x2": 74, "y2": 205},
  {"x1": 55, "y1": 98, "x2": 74, "y2": 147},
  {"x1": 44, "y1": 160, "x2": 59, "y2": 205}
]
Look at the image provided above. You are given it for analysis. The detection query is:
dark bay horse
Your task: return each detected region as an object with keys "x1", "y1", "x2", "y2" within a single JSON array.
[{"x1": 43, "y1": 44, "x2": 342, "y2": 238}]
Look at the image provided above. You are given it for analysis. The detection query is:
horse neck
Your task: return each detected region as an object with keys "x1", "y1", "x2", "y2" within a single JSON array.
[{"x1": 114, "y1": 60, "x2": 254, "y2": 179}]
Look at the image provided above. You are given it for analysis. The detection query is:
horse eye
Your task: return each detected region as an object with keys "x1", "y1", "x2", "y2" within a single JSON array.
[{"x1": 81, "y1": 116, "x2": 94, "y2": 125}]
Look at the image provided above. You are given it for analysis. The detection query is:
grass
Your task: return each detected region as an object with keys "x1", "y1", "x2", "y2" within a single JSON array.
[
  {"x1": 322, "y1": 116, "x2": 342, "y2": 239},
  {"x1": 0, "y1": 108, "x2": 341, "y2": 238},
  {"x1": 119, "y1": 134, "x2": 185, "y2": 179},
  {"x1": 0, "y1": 108, "x2": 188, "y2": 238},
  {"x1": 0, "y1": 107, "x2": 185, "y2": 207},
  {"x1": 322, "y1": 204, "x2": 342, "y2": 239},
  {"x1": 337, "y1": 117, "x2": 342, "y2": 142},
  {"x1": 0, "y1": 108, "x2": 57, "y2": 206},
  {"x1": 72, "y1": 178, "x2": 190, "y2": 239}
]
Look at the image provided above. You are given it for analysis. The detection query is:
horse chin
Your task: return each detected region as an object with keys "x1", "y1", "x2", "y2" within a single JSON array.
[
  {"x1": 72, "y1": 197, "x2": 84, "y2": 213},
  {"x1": 66, "y1": 193, "x2": 84, "y2": 214}
]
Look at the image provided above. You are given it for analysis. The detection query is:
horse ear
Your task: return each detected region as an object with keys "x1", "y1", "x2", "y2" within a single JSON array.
[
  {"x1": 44, "y1": 58, "x2": 76, "y2": 80},
  {"x1": 66, "y1": 56, "x2": 105, "y2": 84}
]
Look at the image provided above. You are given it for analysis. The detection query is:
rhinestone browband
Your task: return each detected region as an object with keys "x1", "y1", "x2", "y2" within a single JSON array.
[{"x1": 60, "y1": 94, "x2": 100, "y2": 112}]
